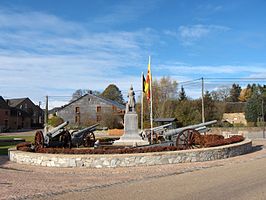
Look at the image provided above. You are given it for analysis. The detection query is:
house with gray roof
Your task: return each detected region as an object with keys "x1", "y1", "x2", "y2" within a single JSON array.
[
  {"x1": 6, "y1": 97, "x2": 44, "y2": 128},
  {"x1": 56, "y1": 93, "x2": 126, "y2": 126},
  {"x1": 0, "y1": 96, "x2": 10, "y2": 132}
]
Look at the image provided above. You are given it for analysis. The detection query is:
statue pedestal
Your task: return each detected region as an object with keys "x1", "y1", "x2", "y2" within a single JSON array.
[{"x1": 113, "y1": 112, "x2": 149, "y2": 146}]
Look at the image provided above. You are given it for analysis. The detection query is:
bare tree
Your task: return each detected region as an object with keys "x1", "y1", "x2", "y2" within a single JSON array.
[{"x1": 211, "y1": 86, "x2": 230, "y2": 102}]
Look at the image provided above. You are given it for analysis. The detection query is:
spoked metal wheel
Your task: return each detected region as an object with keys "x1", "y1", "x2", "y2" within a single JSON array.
[
  {"x1": 145, "y1": 130, "x2": 158, "y2": 144},
  {"x1": 176, "y1": 129, "x2": 200, "y2": 150},
  {"x1": 83, "y1": 132, "x2": 95, "y2": 147},
  {"x1": 60, "y1": 131, "x2": 72, "y2": 148},
  {"x1": 35, "y1": 130, "x2": 44, "y2": 150}
]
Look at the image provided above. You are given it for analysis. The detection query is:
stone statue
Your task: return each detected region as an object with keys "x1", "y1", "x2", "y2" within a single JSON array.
[
  {"x1": 113, "y1": 84, "x2": 149, "y2": 146},
  {"x1": 126, "y1": 85, "x2": 136, "y2": 113}
]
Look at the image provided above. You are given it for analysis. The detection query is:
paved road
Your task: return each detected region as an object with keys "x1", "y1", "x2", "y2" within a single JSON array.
[
  {"x1": 51, "y1": 143, "x2": 266, "y2": 200},
  {"x1": 1, "y1": 139, "x2": 266, "y2": 200},
  {"x1": 247, "y1": 131, "x2": 266, "y2": 139}
]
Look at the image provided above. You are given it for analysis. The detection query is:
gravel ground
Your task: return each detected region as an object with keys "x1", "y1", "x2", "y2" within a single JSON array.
[{"x1": 0, "y1": 139, "x2": 265, "y2": 200}]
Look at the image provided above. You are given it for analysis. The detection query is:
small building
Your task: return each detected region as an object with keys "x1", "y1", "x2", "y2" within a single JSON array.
[
  {"x1": 57, "y1": 93, "x2": 126, "y2": 126},
  {"x1": 154, "y1": 118, "x2": 179, "y2": 129},
  {"x1": 222, "y1": 113, "x2": 247, "y2": 126},
  {"x1": 222, "y1": 102, "x2": 247, "y2": 126},
  {"x1": 0, "y1": 96, "x2": 44, "y2": 132},
  {"x1": 48, "y1": 107, "x2": 61, "y2": 119},
  {"x1": 6, "y1": 98, "x2": 44, "y2": 128},
  {"x1": 0, "y1": 96, "x2": 10, "y2": 132},
  {"x1": 8, "y1": 107, "x2": 31, "y2": 130}
]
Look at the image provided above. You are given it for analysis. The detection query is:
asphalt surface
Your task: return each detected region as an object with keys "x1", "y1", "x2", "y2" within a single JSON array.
[
  {"x1": 1, "y1": 132, "x2": 266, "y2": 200},
  {"x1": 49, "y1": 142, "x2": 266, "y2": 200}
]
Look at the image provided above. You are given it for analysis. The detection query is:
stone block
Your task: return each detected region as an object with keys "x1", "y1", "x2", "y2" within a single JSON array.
[{"x1": 113, "y1": 112, "x2": 149, "y2": 146}]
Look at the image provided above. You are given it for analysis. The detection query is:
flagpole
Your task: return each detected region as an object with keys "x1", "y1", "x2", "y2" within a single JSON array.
[
  {"x1": 149, "y1": 56, "x2": 153, "y2": 144},
  {"x1": 141, "y1": 72, "x2": 144, "y2": 132}
]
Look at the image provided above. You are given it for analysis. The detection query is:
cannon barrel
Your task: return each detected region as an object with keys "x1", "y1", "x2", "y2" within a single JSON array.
[
  {"x1": 164, "y1": 120, "x2": 217, "y2": 137},
  {"x1": 72, "y1": 123, "x2": 99, "y2": 138},
  {"x1": 150, "y1": 123, "x2": 172, "y2": 132},
  {"x1": 48, "y1": 121, "x2": 69, "y2": 135},
  {"x1": 141, "y1": 123, "x2": 172, "y2": 136}
]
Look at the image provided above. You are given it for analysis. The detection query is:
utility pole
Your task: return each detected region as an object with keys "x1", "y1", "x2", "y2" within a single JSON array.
[
  {"x1": 149, "y1": 56, "x2": 153, "y2": 144},
  {"x1": 45, "y1": 95, "x2": 49, "y2": 133},
  {"x1": 141, "y1": 72, "x2": 144, "y2": 131},
  {"x1": 201, "y1": 77, "x2": 205, "y2": 123},
  {"x1": 262, "y1": 98, "x2": 265, "y2": 138}
]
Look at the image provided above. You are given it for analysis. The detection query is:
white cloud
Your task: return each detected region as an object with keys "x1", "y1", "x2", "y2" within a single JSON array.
[
  {"x1": 0, "y1": 7, "x2": 265, "y2": 108},
  {"x1": 197, "y1": 4, "x2": 223, "y2": 12},
  {"x1": 156, "y1": 62, "x2": 266, "y2": 76},
  {"x1": 154, "y1": 61, "x2": 266, "y2": 98},
  {"x1": 164, "y1": 24, "x2": 230, "y2": 45},
  {"x1": 92, "y1": 0, "x2": 159, "y2": 25},
  {"x1": 0, "y1": 7, "x2": 157, "y2": 108},
  {"x1": 179, "y1": 25, "x2": 210, "y2": 39}
]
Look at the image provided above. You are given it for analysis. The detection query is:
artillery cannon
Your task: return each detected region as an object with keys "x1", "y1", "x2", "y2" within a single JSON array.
[
  {"x1": 143, "y1": 120, "x2": 217, "y2": 149},
  {"x1": 35, "y1": 121, "x2": 71, "y2": 150},
  {"x1": 71, "y1": 123, "x2": 99, "y2": 147},
  {"x1": 34, "y1": 122, "x2": 99, "y2": 149},
  {"x1": 141, "y1": 123, "x2": 172, "y2": 142}
]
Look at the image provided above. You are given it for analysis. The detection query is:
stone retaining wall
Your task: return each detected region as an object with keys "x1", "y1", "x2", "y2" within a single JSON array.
[{"x1": 9, "y1": 139, "x2": 252, "y2": 168}]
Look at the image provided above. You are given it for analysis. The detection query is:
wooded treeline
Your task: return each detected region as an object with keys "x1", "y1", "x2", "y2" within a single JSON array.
[
  {"x1": 71, "y1": 78, "x2": 266, "y2": 128},
  {"x1": 137, "y1": 77, "x2": 266, "y2": 128}
]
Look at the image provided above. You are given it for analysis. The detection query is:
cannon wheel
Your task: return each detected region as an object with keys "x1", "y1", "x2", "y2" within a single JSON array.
[
  {"x1": 83, "y1": 132, "x2": 95, "y2": 147},
  {"x1": 145, "y1": 130, "x2": 159, "y2": 144},
  {"x1": 60, "y1": 131, "x2": 72, "y2": 148},
  {"x1": 35, "y1": 130, "x2": 44, "y2": 150},
  {"x1": 176, "y1": 129, "x2": 200, "y2": 150}
]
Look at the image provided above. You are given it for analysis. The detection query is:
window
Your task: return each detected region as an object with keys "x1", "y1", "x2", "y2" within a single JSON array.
[
  {"x1": 96, "y1": 106, "x2": 101, "y2": 113},
  {"x1": 75, "y1": 115, "x2": 80, "y2": 124},
  {"x1": 96, "y1": 115, "x2": 102, "y2": 122},
  {"x1": 112, "y1": 106, "x2": 117, "y2": 112},
  {"x1": 24, "y1": 103, "x2": 28, "y2": 109},
  {"x1": 4, "y1": 120, "x2": 8, "y2": 127},
  {"x1": 88, "y1": 97, "x2": 91, "y2": 102},
  {"x1": 75, "y1": 107, "x2": 80, "y2": 113}
]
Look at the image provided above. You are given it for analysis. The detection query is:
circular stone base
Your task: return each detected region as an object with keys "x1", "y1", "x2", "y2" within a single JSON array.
[{"x1": 9, "y1": 139, "x2": 252, "y2": 168}]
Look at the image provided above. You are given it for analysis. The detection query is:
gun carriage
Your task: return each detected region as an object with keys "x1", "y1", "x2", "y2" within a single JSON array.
[
  {"x1": 71, "y1": 123, "x2": 99, "y2": 147},
  {"x1": 34, "y1": 122, "x2": 99, "y2": 149},
  {"x1": 35, "y1": 121, "x2": 71, "y2": 149},
  {"x1": 142, "y1": 120, "x2": 217, "y2": 149}
]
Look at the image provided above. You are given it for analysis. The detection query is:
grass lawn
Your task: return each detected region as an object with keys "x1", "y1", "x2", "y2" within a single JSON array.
[{"x1": 0, "y1": 135, "x2": 34, "y2": 155}]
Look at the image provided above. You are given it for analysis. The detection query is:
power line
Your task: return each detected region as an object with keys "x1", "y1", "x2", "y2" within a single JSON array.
[
  {"x1": 205, "y1": 77, "x2": 266, "y2": 80},
  {"x1": 179, "y1": 78, "x2": 201, "y2": 85}
]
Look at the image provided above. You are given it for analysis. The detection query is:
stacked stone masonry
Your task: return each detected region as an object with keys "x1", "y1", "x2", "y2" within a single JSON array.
[{"x1": 9, "y1": 139, "x2": 252, "y2": 168}]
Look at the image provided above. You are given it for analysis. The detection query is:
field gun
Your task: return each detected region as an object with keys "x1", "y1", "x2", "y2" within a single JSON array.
[
  {"x1": 71, "y1": 123, "x2": 99, "y2": 147},
  {"x1": 144, "y1": 120, "x2": 217, "y2": 149},
  {"x1": 34, "y1": 121, "x2": 71, "y2": 149},
  {"x1": 141, "y1": 123, "x2": 172, "y2": 142},
  {"x1": 164, "y1": 120, "x2": 217, "y2": 138}
]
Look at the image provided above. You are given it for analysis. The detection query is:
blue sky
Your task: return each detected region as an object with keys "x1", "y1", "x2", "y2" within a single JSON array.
[{"x1": 0, "y1": 0, "x2": 266, "y2": 108}]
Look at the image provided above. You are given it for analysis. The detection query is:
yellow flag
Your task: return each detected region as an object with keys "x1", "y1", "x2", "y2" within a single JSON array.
[{"x1": 145, "y1": 60, "x2": 151, "y2": 101}]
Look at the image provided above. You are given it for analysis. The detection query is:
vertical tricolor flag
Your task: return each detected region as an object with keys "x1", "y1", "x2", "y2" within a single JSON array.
[
  {"x1": 142, "y1": 74, "x2": 146, "y2": 93},
  {"x1": 144, "y1": 59, "x2": 151, "y2": 102}
]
